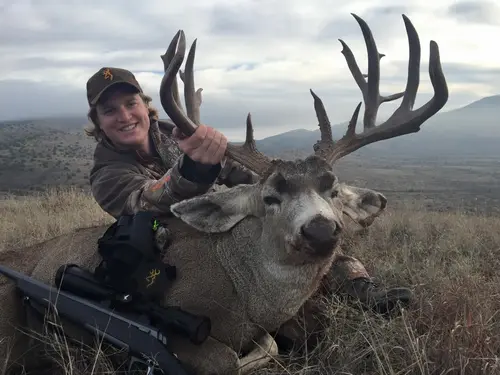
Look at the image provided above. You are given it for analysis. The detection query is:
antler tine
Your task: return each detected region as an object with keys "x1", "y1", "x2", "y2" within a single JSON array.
[
  {"x1": 309, "y1": 89, "x2": 334, "y2": 158},
  {"x1": 225, "y1": 113, "x2": 274, "y2": 175},
  {"x1": 159, "y1": 30, "x2": 274, "y2": 176},
  {"x1": 318, "y1": 14, "x2": 448, "y2": 165},
  {"x1": 362, "y1": 53, "x2": 385, "y2": 78},
  {"x1": 160, "y1": 30, "x2": 184, "y2": 114},
  {"x1": 180, "y1": 39, "x2": 203, "y2": 125},
  {"x1": 339, "y1": 14, "x2": 406, "y2": 130},
  {"x1": 160, "y1": 30, "x2": 197, "y2": 137}
]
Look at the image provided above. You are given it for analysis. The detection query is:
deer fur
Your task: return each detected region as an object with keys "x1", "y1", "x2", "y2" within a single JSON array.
[{"x1": 0, "y1": 156, "x2": 387, "y2": 375}]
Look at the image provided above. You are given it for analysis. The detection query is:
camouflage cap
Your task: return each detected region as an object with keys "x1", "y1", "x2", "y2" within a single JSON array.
[{"x1": 86, "y1": 67, "x2": 143, "y2": 106}]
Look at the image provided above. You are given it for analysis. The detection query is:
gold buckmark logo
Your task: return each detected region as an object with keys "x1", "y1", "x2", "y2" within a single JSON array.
[
  {"x1": 102, "y1": 68, "x2": 113, "y2": 80},
  {"x1": 146, "y1": 268, "x2": 161, "y2": 288}
]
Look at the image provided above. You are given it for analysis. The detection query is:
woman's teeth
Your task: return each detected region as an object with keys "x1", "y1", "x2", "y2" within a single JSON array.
[{"x1": 120, "y1": 124, "x2": 137, "y2": 132}]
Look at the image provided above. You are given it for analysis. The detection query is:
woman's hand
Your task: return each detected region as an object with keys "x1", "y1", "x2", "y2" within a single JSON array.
[{"x1": 173, "y1": 124, "x2": 228, "y2": 165}]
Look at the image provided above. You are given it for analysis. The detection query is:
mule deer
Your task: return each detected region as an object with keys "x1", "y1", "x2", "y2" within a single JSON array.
[{"x1": 0, "y1": 13, "x2": 448, "y2": 375}]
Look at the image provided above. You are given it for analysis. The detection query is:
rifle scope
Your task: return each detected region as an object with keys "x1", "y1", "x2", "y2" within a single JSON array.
[{"x1": 54, "y1": 264, "x2": 211, "y2": 345}]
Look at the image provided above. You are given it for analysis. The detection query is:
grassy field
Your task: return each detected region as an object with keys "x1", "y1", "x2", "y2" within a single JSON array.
[
  {"x1": 0, "y1": 122, "x2": 95, "y2": 194},
  {"x1": 2, "y1": 120, "x2": 500, "y2": 217},
  {"x1": 1, "y1": 188, "x2": 500, "y2": 374}
]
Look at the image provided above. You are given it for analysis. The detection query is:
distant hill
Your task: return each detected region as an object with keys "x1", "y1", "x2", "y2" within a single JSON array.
[
  {"x1": 253, "y1": 94, "x2": 500, "y2": 160},
  {"x1": 1, "y1": 94, "x2": 500, "y2": 216},
  {"x1": 3, "y1": 94, "x2": 498, "y2": 161},
  {"x1": 0, "y1": 116, "x2": 88, "y2": 133},
  {"x1": 0, "y1": 121, "x2": 95, "y2": 194}
]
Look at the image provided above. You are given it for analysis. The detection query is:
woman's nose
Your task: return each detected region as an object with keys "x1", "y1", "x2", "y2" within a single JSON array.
[{"x1": 116, "y1": 106, "x2": 132, "y2": 122}]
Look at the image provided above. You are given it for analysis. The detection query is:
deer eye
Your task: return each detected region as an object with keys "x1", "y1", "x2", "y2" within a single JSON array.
[
  {"x1": 263, "y1": 196, "x2": 281, "y2": 206},
  {"x1": 331, "y1": 190, "x2": 339, "y2": 199},
  {"x1": 318, "y1": 172, "x2": 337, "y2": 192}
]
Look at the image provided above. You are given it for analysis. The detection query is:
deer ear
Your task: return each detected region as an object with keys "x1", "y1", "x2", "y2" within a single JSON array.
[
  {"x1": 170, "y1": 184, "x2": 258, "y2": 233},
  {"x1": 337, "y1": 184, "x2": 387, "y2": 227}
]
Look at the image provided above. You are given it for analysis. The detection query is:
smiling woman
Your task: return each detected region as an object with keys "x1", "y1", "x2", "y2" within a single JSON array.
[
  {"x1": 89, "y1": 75, "x2": 152, "y2": 153},
  {"x1": 85, "y1": 67, "x2": 157, "y2": 152},
  {"x1": 84, "y1": 66, "x2": 257, "y2": 220}
]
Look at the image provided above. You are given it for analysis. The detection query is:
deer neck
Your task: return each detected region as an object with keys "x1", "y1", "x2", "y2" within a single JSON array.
[{"x1": 215, "y1": 217, "x2": 331, "y2": 330}]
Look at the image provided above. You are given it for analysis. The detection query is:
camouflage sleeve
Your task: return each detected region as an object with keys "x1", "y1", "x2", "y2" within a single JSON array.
[{"x1": 90, "y1": 154, "x2": 220, "y2": 219}]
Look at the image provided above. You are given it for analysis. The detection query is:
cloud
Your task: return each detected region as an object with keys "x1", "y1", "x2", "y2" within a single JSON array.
[
  {"x1": 447, "y1": 1, "x2": 500, "y2": 26},
  {"x1": 0, "y1": 0, "x2": 499, "y2": 140}
]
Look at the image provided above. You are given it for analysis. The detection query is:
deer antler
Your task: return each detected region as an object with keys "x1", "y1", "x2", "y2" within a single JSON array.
[
  {"x1": 159, "y1": 31, "x2": 274, "y2": 176},
  {"x1": 312, "y1": 13, "x2": 449, "y2": 164}
]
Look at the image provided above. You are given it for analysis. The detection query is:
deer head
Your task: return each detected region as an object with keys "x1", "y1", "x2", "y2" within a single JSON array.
[{"x1": 162, "y1": 14, "x2": 448, "y2": 264}]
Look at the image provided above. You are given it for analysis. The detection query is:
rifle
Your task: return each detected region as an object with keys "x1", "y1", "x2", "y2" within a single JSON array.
[{"x1": 0, "y1": 263, "x2": 207, "y2": 375}]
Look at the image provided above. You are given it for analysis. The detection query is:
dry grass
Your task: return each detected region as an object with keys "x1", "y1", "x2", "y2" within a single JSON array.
[
  {"x1": 265, "y1": 207, "x2": 500, "y2": 374},
  {"x1": 0, "y1": 186, "x2": 113, "y2": 251},
  {"x1": 1, "y1": 188, "x2": 500, "y2": 374}
]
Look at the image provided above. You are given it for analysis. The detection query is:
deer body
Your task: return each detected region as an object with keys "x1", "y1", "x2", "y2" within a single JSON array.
[
  {"x1": 0, "y1": 171, "x2": 348, "y2": 374},
  {"x1": 0, "y1": 12, "x2": 449, "y2": 375},
  {"x1": 1, "y1": 159, "x2": 386, "y2": 374},
  {"x1": 162, "y1": 214, "x2": 335, "y2": 349}
]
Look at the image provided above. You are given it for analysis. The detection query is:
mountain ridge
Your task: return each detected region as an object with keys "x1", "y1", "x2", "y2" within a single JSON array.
[
  {"x1": 1, "y1": 94, "x2": 500, "y2": 216},
  {"x1": 1, "y1": 93, "x2": 499, "y2": 159}
]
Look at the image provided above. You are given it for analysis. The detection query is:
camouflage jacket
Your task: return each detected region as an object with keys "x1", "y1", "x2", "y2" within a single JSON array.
[{"x1": 89, "y1": 119, "x2": 258, "y2": 219}]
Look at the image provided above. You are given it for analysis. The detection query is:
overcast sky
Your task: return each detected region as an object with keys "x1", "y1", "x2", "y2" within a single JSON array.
[{"x1": 1, "y1": 0, "x2": 499, "y2": 140}]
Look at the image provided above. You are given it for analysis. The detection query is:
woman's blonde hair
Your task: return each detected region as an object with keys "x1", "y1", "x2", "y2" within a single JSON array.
[{"x1": 84, "y1": 92, "x2": 159, "y2": 142}]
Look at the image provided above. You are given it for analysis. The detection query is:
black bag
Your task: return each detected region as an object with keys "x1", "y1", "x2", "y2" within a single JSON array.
[{"x1": 94, "y1": 211, "x2": 176, "y2": 302}]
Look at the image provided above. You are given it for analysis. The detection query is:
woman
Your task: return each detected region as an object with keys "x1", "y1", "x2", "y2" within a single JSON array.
[{"x1": 85, "y1": 66, "x2": 256, "y2": 219}]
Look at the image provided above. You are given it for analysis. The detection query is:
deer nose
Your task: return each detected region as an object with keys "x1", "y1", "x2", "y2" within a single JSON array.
[{"x1": 300, "y1": 215, "x2": 341, "y2": 255}]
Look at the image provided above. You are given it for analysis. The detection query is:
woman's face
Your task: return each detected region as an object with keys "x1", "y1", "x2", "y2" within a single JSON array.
[{"x1": 96, "y1": 85, "x2": 150, "y2": 150}]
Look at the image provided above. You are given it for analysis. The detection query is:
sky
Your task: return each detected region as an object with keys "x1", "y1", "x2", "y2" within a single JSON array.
[{"x1": 0, "y1": 0, "x2": 499, "y2": 140}]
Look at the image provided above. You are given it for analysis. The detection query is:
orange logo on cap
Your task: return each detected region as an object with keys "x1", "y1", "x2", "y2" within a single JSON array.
[{"x1": 102, "y1": 68, "x2": 113, "y2": 80}]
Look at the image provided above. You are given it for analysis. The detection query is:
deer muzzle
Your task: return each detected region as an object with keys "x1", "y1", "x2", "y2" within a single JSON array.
[{"x1": 300, "y1": 215, "x2": 341, "y2": 256}]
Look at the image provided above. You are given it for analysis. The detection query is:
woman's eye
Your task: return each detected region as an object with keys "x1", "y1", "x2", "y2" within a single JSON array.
[{"x1": 264, "y1": 196, "x2": 281, "y2": 206}]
